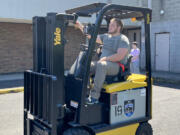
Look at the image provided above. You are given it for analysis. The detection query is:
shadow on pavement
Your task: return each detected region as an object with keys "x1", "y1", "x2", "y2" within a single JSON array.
[
  {"x1": 153, "y1": 82, "x2": 180, "y2": 90},
  {"x1": 0, "y1": 79, "x2": 24, "y2": 89}
]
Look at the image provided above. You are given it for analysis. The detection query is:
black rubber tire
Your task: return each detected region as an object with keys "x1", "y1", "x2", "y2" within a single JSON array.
[
  {"x1": 136, "y1": 122, "x2": 153, "y2": 135},
  {"x1": 63, "y1": 127, "x2": 91, "y2": 135}
]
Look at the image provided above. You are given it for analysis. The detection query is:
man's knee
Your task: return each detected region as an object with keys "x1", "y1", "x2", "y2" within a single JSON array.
[{"x1": 97, "y1": 61, "x2": 107, "y2": 69}]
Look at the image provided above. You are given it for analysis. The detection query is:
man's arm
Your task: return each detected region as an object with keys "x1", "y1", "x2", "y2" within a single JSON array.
[
  {"x1": 132, "y1": 55, "x2": 139, "y2": 61},
  {"x1": 75, "y1": 21, "x2": 103, "y2": 44},
  {"x1": 100, "y1": 48, "x2": 128, "y2": 62},
  {"x1": 131, "y1": 49, "x2": 140, "y2": 61}
]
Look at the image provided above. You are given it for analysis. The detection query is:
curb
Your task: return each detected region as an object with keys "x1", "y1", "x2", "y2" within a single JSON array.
[{"x1": 0, "y1": 87, "x2": 24, "y2": 94}]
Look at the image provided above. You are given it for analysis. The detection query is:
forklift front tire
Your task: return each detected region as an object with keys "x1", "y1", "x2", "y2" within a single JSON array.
[
  {"x1": 136, "y1": 122, "x2": 153, "y2": 135},
  {"x1": 63, "y1": 127, "x2": 91, "y2": 135}
]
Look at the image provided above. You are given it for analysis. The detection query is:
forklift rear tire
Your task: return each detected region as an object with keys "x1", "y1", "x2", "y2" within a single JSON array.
[
  {"x1": 136, "y1": 122, "x2": 153, "y2": 135},
  {"x1": 63, "y1": 127, "x2": 91, "y2": 135}
]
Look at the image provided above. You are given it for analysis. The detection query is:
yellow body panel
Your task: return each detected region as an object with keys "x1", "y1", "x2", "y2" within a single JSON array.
[
  {"x1": 127, "y1": 74, "x2": 146, "y2": 82},
  {"x1": 104, "y1": 74, "x2": 147, "y2": 93},
  {"x1": 96, "y1": 123, "x2": 139, "y2": 135}
]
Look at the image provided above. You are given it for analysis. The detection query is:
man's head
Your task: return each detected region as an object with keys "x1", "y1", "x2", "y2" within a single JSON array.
[
  {"x1": 108, "y1": 18, "x2": 123, "y2": 35},
  {"x1": 132, "y1": 41, "x2": 138, "y2": 49}
]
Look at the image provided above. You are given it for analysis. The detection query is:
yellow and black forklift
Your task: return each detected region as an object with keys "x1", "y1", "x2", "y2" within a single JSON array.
[{"x1": 24, "y1": 3, "x2": 153, "y2": 135}]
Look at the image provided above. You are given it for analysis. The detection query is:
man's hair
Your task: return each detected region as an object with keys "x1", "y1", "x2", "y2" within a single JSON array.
[
  {"x1": 111, "y1": 18, "x2": 123, "y2": 31},
  {"x1": 132, "y1": 41, "x2": 138, "y2": 46}
]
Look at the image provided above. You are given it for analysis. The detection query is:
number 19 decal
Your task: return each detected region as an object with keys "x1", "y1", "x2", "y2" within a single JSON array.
[{"x1": 115, "y1": 105, "x2": 122, "y2": 117}]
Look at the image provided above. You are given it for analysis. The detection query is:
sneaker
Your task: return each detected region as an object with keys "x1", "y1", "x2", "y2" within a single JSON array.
[{"x1": 86, "y1": 97, "x2": 99, "y2": 104}]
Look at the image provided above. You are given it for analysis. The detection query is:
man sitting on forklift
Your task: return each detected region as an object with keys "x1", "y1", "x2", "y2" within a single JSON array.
[{"x1": 75, "y1": 18, "x2": 130, "y2": 104}]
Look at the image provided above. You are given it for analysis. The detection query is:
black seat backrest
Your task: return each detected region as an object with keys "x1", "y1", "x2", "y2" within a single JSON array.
[{"x1": 68, "y1": 50, "x2": 87, "y2": 79}]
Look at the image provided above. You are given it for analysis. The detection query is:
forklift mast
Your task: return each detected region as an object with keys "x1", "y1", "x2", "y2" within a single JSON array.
[{"x1": 24, "y1": 13, "x2": 77, "y2": 135}]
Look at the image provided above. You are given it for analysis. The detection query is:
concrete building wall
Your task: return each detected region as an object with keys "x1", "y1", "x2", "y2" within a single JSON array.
[
  {"x1": 152, "y1": 0, "x2": 180, "y2": 22},
  {"x1": 110, "y1": 0, "x2": 142, "y2": 7},
  {"x1": 150, "y1": 0, "x2": 180, "y2": 73},
  {"x1": 110, "y1": 0, "x2": 148, "y2": 7},
  {"x1": 151, "y1": 20, "x2": 180, "y2": 73},
  {"x1": 142, "y1": 0, "x2": 148, "y2": 7}
]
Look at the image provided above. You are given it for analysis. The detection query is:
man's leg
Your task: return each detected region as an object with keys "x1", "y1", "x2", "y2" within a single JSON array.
[
  {"x1": 90, "y1": 61, "x2": 119, "y2": 99},
  {"x1": 133, "y1": 61, "x2": 140, "y2": 74},
  {"x1": 130, "y1": 63, "x2": 134, "y2": 73},
  {"x1": 86, "y1": 61, "x2": 97, "y2": 96},
  {"x1": 90, "y1": 61, "x2": 97, "y2": 75}
]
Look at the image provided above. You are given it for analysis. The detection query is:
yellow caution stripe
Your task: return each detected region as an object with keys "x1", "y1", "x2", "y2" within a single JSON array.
[
  {"x1": 96, "y1": 123, "x2": 139, "y2": 135},
  {"x1": 0, "y1": 87, "x2": 24, "y2": 94}
]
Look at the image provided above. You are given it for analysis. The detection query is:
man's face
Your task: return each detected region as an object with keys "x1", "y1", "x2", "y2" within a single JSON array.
[
  {"x1": 108, "y1": 20, "x2": 120, "y2": 34},
  {"x1": 132, "y1": 44, "x2": 137, "y2": 49}
]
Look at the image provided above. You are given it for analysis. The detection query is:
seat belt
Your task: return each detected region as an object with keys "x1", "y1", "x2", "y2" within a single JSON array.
[{"x1": 118, "y1": 62, "x2": 125, "y2": 72}]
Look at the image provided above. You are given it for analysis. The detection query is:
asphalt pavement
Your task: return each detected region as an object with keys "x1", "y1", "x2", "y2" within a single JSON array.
[
  {"x1": 0, "y1": 83, "x2": 180, "y2": 135},
  {"x1": 149, "y1": 83, "x2": 180, "y2": 135},
  {"x1": 0, "y1": 92, "x2": 23, "y2": 135},
  {"x1": 0, "y1": 79, "x2": 23, "y2": 89}
]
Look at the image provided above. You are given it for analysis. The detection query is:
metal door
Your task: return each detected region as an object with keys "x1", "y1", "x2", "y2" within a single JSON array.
[{"x1": 155, "y1": 33, "x2": 170, "y2": 71}]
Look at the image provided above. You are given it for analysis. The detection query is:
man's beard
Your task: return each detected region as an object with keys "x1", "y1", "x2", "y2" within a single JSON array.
[{"x1": 108, "y1": 29, "x2": 118, "y2": 34}]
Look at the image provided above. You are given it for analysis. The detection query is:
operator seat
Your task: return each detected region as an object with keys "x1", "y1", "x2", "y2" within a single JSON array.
[{"x1": 105, "y1": 55, "x2": 133, "y2": 84}]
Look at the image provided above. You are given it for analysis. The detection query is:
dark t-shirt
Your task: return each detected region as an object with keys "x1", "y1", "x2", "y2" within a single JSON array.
[{"x1": 99, "y1": 34, "x2": 130, "y2": 64}]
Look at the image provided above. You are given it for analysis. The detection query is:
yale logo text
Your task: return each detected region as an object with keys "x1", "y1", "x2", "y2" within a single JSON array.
[{"x1": 54, "y1": 27, "x2": 61, "y2": 46}]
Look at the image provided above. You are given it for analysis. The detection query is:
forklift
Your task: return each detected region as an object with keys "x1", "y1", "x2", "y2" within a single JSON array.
[{"x1": 24, "y1": 3, "x2": 152, "y2": 135}]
